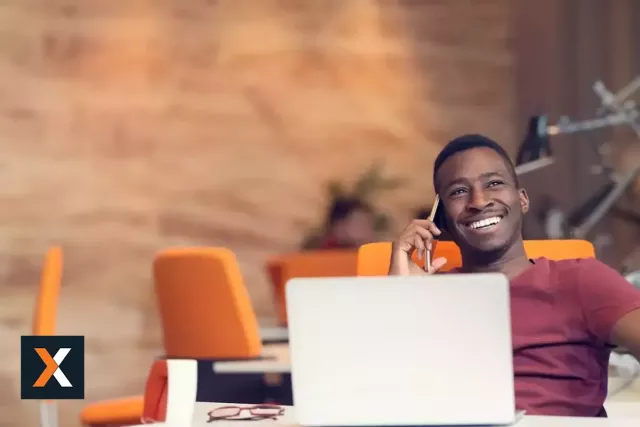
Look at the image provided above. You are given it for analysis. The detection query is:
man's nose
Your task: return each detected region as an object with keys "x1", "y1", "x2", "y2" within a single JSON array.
[{"x1": 467, "y1": 188, "x2": 493, "y2": 211}]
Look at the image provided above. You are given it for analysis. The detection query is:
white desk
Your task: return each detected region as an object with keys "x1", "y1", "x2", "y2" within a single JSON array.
[
  {"x1": 134, "y1": 402, "x2": 640, "y2": 427},
  {"x1": 212, "y1": 345, "x2": 640, "y2": 403},
  {"x1": 214, "y1": 344, "x2": 290, "y2": 373},
  {"x1": 151, "y1": 356, "x2": 640, "y2": 427},
  {"x1": 605, "y1": 402, "x2": 640, "y2": 418},
  {"x1": 261, "y1": 327, "x2": 289, "y2": 342},
  {"x1": 134, "y1": 361, "x2": 640, "y2": 427}
]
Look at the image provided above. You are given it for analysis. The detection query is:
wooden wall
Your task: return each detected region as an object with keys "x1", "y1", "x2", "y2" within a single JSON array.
[
  {"x1": 0, "y1": 1, "x2": 517, "y2": 426},
  {"x1": 513, "y1": 0, "x2": 640, "y2": 267},
  {"x1": 0, "y1": 1, "x2": 638, "y2": 426}
]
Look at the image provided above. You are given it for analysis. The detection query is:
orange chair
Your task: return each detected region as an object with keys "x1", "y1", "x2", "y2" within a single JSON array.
[
  {"x1": 80, "y1": 360, "x2": 168, "y2": 426},
  {"x1": 33, "y1": 247, "x2": 63, "y2": 336},
  {"x1": 357, "y1": 240, "x2": 595, "y2": 276},
  {"x1": 80, "y1": 397, "x2": 144, "y2": 427},
  {"x1": 154, "y1": 247, "x2": 262, "y2": 359},
  {"x1": 140, "y1": 360, "x2": 169, "y2": 423},
  {"x1": 525, "y1": 240, "x2": 595, "y2": 259},
  {"x1": 33, "y1": 247, "x2": 63, "y2": 427},
  {"x1": 82, "y1": 247, "x2": 265, "y2": 426},
  {"x1": 266, "y1": 250, "x2": 359, "y2": 325},
  {"x1": 33, "y1": 245, "x2": 151, "y2": 427}
]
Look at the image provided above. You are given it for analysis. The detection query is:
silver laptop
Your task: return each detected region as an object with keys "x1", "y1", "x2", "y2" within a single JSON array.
[{"x1": 285, "y1": 274, "x2": 518, "y2": 426}]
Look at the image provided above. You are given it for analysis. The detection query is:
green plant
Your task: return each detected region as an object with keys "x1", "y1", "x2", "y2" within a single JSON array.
[
  {"x1": 300, "y1": 162, "x2": 403, "y2": 249},
  {"x1": 326, "y1": 161, "x2": 404, "y2": 204}
]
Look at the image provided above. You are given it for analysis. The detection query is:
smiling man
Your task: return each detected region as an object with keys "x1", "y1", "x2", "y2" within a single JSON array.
[{"x1": 388, "y1": 134, "x2": 640, "y2": 417}]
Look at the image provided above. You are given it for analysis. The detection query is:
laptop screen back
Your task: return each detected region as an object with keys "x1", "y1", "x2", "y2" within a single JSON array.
[{"x1": 286, "y1": 274, "x2": 515, "y2": 426}]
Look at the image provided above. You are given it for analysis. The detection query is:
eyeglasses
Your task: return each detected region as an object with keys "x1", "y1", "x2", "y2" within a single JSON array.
[{"x1": 207, "y1": 405, "x2": 285, "y2": 422}]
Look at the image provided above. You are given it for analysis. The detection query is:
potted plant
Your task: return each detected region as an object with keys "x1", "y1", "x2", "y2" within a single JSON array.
[{"x1": 300, "y1": 162, "x2": 403, "y2": 249}]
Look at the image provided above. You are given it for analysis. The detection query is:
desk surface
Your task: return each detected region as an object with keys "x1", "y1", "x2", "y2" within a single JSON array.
[
  {"x1": 261, "y1": 326, "x2": 289, "y2": 342},
  {"x1": 214, "y1": 343, "x2": 290, "y2": 373},
  {"x1": 135, "y1": 402, "x2": 640, "y2": 427},
  {"x1": 212, "y1": 345, "x2": 640, "y2": 403}
]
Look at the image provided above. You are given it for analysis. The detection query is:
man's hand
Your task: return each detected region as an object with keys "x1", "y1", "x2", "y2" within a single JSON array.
[{"x1": 388, "y1": 219, "x2": 447, "y2": 276}]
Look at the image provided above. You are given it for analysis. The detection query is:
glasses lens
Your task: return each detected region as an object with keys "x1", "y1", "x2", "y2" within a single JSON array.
[
  {"x1": 251, "y1": 406, "x2": 281, "y2": 416},
  {"x1": 212, "y1": 407, "x2": 241, "y2": 418}
]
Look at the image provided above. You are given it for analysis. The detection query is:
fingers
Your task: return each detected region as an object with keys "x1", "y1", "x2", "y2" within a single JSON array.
[
  {"x1": 393, "y1": 219, "x2": 441, "y2": 255},
  {"x1": 428, "y1": 257, "x2": 447, "y2": 274},
  {"x1": 412, "y1": 219, "x2": 442, "y2": 236},
  {"x1": 390, "y1": 219, "x2": 444, "y2": 277},
  {"x1": 410, "y1": 220, "x2": 441, "y2": 252},
  {"x1": 414, "y1": 227, "x2": 435, "y2": 251},
  {"x1": 413, "y1": 235, "x2": 425, "y2": 259}
]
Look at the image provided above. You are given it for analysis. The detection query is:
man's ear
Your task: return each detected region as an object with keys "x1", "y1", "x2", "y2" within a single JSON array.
[{"x1": 519, "y1": 188, "x2": 530, "y2": 214}]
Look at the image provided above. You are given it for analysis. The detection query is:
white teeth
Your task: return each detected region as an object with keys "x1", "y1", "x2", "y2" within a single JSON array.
[{"x1": 469, "y1": 216, "x2": 502, "y2": 229}]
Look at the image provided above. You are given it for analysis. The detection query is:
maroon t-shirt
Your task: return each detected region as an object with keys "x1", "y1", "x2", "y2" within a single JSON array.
[{"x1": 511, "y1": 257, "x2": 640, "y2": 417}]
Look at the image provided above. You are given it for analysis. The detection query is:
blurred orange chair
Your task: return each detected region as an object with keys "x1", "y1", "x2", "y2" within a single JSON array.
[
  {"x1": 139, "y1": 360, "x2": 169, "y2": 423},
  {"x1": 83, "y1": 247, "x2": 264, "y2": 426},
  {"x1": 33, "y1": 247, "x2": 63, "y2": 336},
  {"x1": 32, "y1": 247, "x2": 63, "y2": 427},
  {"x1": 81, "y1": 398, "x2": 144, "y2": 427},
  {"x1": 154, "y1": 247, "x2": 262, "y2": 359},
  {"x1": 266, "y1": 250, "x2": 358, "y2": 325},
  {"x1": 357, "y1": 240, "x2": 595, "y2": 276},
  {"x1": 525, "y1": 240, "x2": 595, "y2": 259},
  {"x1": 80, "y1": 360, "x2": 167, "y2": 427},
  {"x1": 35, "y1": 246, "x2": 151, "y2": 427}
]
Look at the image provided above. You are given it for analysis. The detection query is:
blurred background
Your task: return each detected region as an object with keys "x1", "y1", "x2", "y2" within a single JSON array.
[{"x1": 2, "y1": 0, "x2": 640, "y2": 426}]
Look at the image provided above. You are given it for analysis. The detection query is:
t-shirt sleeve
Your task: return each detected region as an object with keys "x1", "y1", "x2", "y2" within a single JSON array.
[{"x1": 576, "y1": 258, "x2": 640, "y2": 343}]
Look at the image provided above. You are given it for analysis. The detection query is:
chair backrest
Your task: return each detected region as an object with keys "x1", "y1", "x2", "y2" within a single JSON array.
[
  {"x1": 154, "y1": 247, "x2": 261, "y2": 359},
  {"x1": 357, "y1": 241, "x2": 459, "y2": 276},
  {"x1": 357, "y1": 240, "x2": 595, "y2": 276},
  {"x1": 141, "y1": 360, "x2": 169, "y2": 423},
  {"x1": 266, "y1": 250, "x2": 358, "y2": 325},
  {"x1": 33, "y1": 247, "x2": 63, "y2": 336},
  {"x1": 523, "y1": 240, "x2": 595, "y2": 259},
  {"x1": 32, "y1": 247, "x2": 63, "y2": 427}
]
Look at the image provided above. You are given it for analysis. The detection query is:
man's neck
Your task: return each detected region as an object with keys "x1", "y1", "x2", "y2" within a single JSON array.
[{"x1": 460, "y1": 241, "x2": 532, "y2": 279}]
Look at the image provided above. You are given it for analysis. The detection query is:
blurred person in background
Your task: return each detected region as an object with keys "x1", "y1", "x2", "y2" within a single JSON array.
[
  {"x1": 317, "y1": 196, "x2": 375, "y2": 250},
  {"x1": 413, "y1": 206, "x2": 432, "y2": 221}
]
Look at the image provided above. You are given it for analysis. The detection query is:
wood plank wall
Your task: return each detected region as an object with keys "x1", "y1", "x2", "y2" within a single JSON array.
[{"x1": 513, "y1": 0, "x2": 640, "y2": 267}]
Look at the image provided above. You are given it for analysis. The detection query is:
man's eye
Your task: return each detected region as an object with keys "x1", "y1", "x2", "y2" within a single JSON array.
[
  {"x1": 450, "y1": 188, "x2": 467, "y2": 197},
  {"x1": 488, "y1": 180, "x2": 505, "y2": 187}
]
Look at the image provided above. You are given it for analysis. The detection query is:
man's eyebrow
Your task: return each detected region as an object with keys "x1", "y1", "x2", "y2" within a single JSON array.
[
  {"x1": 440, "y1": 171, "x2": 508, "y2": 190},
  {"x1": 442, "y1": 177, "x2": 467, "y2": 189},
  {"x1": 481, "y1": 171, "x2": 507, "y2": 179}
]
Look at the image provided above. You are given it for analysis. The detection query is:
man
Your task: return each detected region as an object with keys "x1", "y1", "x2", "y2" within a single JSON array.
[
  {"x1": 388, "y1": 134, "x2": 640, "y2": 417},
  {"x1": 317, "y1": 196, "x2": 375, "y2": 250}
]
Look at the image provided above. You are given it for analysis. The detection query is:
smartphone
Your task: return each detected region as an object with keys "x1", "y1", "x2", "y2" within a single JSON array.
[
  {"x1": 431, "y1": 197, "x2": 445, "y2": 231},
  {"x1": 431, "y1": 196, "x2": 452, "y2": 241}
]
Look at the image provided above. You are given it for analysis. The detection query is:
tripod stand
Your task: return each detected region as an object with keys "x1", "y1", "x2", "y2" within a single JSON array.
[{"x1": 516, "y1": 76, "x2": 640, "y2": 246}]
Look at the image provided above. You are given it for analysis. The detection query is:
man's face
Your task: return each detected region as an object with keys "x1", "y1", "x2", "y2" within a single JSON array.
[{"x1": 435, "y1": 147, "x2": 529, "y2": 253}]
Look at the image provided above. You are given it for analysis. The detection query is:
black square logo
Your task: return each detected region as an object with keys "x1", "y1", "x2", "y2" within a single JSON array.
[{"x1": 21, "y1": 336, "x2": 84, "y2": 400}]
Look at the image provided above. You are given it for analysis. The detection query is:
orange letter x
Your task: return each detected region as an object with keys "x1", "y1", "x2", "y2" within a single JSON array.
[{"x1": 33, "y1": 348, "x2": 58, "y2": 387}]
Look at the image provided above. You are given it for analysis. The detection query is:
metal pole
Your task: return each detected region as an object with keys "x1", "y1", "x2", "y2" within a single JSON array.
[{"x1": 571, "y1": 167, "x2": 640, "y2": 238}]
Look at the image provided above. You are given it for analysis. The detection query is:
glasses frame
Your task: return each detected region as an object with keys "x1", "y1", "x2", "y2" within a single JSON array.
[{"x1": 207, "y1": 404, "x2": 285, "y2": 422}]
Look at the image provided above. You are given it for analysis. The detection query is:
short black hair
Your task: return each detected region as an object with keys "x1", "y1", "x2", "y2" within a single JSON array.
[
  {"x1": 326, "y1": 196, "x2": 373, "y2": 227},
  {"x1": 433, "y1": 134, "x2": 517, "y2": 189}
]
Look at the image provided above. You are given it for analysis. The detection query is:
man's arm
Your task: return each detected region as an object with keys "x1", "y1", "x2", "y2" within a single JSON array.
[
  {"x1": 576, "y1": 258, "x2": 640, "y2": 359},
  {"x1": 610, "y1": 310, "x2": 640, "y2": 357}
]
